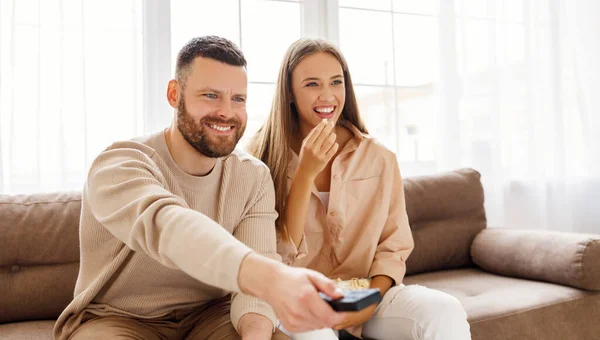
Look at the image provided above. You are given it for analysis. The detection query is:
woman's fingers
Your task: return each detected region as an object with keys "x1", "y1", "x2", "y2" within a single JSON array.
[
  {"x1": 325, "y1": 143, "x2": 339, "y2": 159},
  {"x1": 312, "y1": 120, "x2": 335, "y2": 150},
  {"x1": 320, "y1": 132, "x2": 337, "y2": 154},
  {"x1": 303, "y1": 119, "x2": 329, "y2": 148}
]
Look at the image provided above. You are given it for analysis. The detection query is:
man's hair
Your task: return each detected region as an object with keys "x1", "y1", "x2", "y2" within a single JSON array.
[{"x1": 175, "y1": 35, "x2": 247, "y2": 87}]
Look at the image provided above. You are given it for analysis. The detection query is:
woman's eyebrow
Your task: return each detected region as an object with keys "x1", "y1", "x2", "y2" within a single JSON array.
[{"x1": 301, "y1": 74, "x2": 343, "y2": 82}]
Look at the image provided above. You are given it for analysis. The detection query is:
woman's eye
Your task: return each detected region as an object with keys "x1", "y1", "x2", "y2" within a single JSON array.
[
  {"x1": 332, "y1": 80, "x2": 343, "y2": 85},
  {"x1": 306, "y1": 82, "x2": 318, "y2": 87}
]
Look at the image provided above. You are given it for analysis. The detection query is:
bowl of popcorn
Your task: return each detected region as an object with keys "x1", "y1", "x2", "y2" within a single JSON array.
[{"x1": 333, "y1": 278, "x2": 371, "y2": 291}]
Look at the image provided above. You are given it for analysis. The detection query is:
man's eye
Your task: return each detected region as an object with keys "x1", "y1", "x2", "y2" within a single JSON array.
[
  {"x1": 232, "y1": 97, "x2": 246, "y2": 103},
  {"x1": 204, "y1": 93, "x2": 218, "y2": 99}
]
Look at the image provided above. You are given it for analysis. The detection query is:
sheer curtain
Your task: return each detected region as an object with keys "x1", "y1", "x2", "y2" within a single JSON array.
[
  {"x1": 0, "y1": 0, "x2": 144, "y2": 194},
  {"x1": 443, "y1": 0, "x2": 600, "y2": 233},
  {"x1": 337, "y1": 0, "x2": 599, "y2": 233},
  {"x1": 1, "y1": 0, "x2": 598, "y2": 233},
  {"x1": 0, "y1": 0, "x2": 304, "y2": 195}
]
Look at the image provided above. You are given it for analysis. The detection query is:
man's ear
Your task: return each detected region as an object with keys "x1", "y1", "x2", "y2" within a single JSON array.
[{"x1": 167, "y1": 79, "x2": 180, "y2": 109}]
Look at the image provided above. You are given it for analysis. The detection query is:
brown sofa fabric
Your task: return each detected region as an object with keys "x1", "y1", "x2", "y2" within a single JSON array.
[
  {"x1": 472, "y1": 228, "x2": 600, "y2": 291},
  {"x1": 0, "y1": 192, "x2": 81, "y2": 323},
  {"x1": 0, "y1": 320, "x2": 56, "y2": 340},
  {"x1": 404, "y1": 268, "x2": 600, "y2": 340},
  {"x1": 404, "y1": 168, "x2": 487, "y2": 275},
  {"x1": 2, "y1": 170, "x2": 599, "y2": 340}
]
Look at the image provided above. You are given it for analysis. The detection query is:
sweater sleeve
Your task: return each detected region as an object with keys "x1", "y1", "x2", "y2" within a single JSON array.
[
  {"x1": 277, "y1": 230, "x2": 308, "y2": 265},
  {"x1": 86, "y1": 146, "x2": 252, "y2": 293},
  {"x1": 230, "y1": 167, "x2": 281, "y2": 332}
]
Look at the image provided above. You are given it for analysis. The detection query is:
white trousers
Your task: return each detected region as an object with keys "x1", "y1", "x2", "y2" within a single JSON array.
[{"x1": 283, "y1": 285, "x2": 471, "y2": 340}]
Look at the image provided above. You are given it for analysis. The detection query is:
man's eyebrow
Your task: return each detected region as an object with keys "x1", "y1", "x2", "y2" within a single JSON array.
[
  {"x1": 195, "y1": 87, "x2": 222, "y2": 95},
  {"x1": 195, "y1": 88, "x2": 247, "y2": 98}
]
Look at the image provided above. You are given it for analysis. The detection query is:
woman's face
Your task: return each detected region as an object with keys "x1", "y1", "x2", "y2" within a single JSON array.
[{"x1": 291, "y1": 52, "x2": 346, "y2": 133}]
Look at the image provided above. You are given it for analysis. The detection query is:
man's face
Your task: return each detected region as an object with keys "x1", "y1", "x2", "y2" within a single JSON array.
[{"x1": 176, "y1": 57, "x2": 248, "y2": 158}]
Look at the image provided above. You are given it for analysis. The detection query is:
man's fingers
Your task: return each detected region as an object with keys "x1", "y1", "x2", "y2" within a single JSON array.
[
  {"x1": 274, "y1": 268, "x2": 348, "y2": 333},
  {"x1": 307, "y1": 271, "x2": 344, "y2": 299},
  {"x1": 297, "y1": 288, "x2": 329, "y2": 329},
  {"x1": 308, "y1": 293, "x2": 345, "y2": 328}
]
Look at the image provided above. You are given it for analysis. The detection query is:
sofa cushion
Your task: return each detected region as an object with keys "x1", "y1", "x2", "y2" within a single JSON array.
[
  {"x1": 0, "y1": 320, "x2": 55, "y2": 340},
  {"x1": 472, "y1": 228, "x2": 600, "y2": 290},
  {"x1": 0, "y1": 192, "x2": 81, "y2": 323},
  {"x1": 404, "y1": 268, "x2": 600, "y2": 340},
  {"x1": 403, "y1": 168, "x2": 486, "y2": 275}
]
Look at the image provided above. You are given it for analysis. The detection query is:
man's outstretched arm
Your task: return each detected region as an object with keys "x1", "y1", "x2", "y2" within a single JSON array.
[
  {"x1": 88, "y1": 145, "x2": 346, "y2": 333},
  {"x1": 87, "y1": 146, "x2": 252, "y2": 292}
]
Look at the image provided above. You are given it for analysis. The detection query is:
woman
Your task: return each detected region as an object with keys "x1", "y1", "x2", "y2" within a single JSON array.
[{"x1": 248, "y1": 38, "x2": 470, "y2": 340}]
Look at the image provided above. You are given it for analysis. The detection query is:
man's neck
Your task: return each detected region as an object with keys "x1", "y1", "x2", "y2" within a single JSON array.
[{"x1": 164, "y1": 124, "x2": 217, "y2": 176}]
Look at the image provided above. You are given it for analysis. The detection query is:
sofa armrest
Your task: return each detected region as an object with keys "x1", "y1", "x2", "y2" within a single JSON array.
[{"x1": 471, "y1": 228, "x2": 600, "y2": 290}]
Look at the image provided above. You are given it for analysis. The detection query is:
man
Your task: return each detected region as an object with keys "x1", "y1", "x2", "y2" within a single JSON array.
[{"x1": 54, "y1": 36, "x2": 345, "y2": 340}]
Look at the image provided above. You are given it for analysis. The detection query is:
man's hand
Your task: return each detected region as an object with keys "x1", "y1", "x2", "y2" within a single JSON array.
[
  {"x1": 238, "y1": 253, "x2": 346, "y2": 333},
  {"x1": 237, "y1": 313, "x2": 273, "y2": 340},
  {"x1": 332, "y1": 304, "x2": 376, "y2": 330},
  {"x1": 265, "y1": 265, "x2": 346, "y2": 333}
]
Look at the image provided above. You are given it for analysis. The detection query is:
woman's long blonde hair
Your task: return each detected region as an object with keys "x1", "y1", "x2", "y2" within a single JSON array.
[{"x1": 247, "y1": 38, "x2": 368, "y2": 238}]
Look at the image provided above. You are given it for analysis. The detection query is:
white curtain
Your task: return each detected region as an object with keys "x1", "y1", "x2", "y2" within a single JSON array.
[
  {"x1": 1, "y1": 0, "x2": 598, "y2": 233},
  {"x1": 338, "y1": 0, "x2": 599, "y2": 233},
  {"x1": 442, "y1": 0, "x2": 600, "y2": 233},
  {"x1": 0, "y1": 0, "x2": 144, "y2": 194}
]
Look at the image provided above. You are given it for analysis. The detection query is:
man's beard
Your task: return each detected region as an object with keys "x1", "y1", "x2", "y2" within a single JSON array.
[{"x1": 176, "y1": 97, "x2": 245, "y2": 158}]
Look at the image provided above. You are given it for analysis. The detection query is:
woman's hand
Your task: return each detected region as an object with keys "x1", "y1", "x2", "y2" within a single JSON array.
[
  {"x1": 332, "y1": 304, "x2": 377, "y2": 330},
  {"x1": 297, "y1": 119, "x2": 338, "y2": 179}
]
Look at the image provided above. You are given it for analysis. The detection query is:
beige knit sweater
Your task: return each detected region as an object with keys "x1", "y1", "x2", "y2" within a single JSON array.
[{"x1": 54, "y1": 131, "x2": 280, "y2": 340}]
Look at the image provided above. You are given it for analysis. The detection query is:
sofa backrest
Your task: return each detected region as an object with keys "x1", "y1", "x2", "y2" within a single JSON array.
[
  {"x1": 0, "y1": 168, "x2": 486, "y2": 322},
  {"x1": 403, "y1": 168, "x2": 487, "y2": 275},
  {"x1": 0, "y1": 192, "x2": 81, "y2": 323}
]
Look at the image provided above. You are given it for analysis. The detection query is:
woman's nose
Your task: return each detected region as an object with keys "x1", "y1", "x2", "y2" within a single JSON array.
[{"x1": 319, "y1": 87, "x2": 335, "y2": 101}]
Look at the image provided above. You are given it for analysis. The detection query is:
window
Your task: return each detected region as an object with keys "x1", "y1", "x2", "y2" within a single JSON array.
[
  {"x1": 170, "y1": 0, "x2": 303, "y2": 147},
  {"x1": 454, "y1": 0, "x2": 529, "y2": 175},
  {"x1": 338, "y1": 0, "x2": 440, "y2": 174},
  {"x1": 0, "y1": 0, "x2": 143, "y2": 193},
  {"x1": 0, "y1": 0, "x2": 571, "y2": 199}
]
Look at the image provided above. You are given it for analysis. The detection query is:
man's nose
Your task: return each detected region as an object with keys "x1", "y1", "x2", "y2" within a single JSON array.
[{"x1": 217, "y1": 100, "x2": 234, "y2": 119}]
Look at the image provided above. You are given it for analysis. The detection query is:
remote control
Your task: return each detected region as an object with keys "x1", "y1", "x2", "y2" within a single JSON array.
[{"x1": 320, "y1": 288, "x2": 382, "y2": 312}]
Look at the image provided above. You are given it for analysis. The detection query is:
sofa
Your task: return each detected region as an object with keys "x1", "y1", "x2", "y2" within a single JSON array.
[{"x1": 1, "y1": 168, "x2": 599, "y2": 339}]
